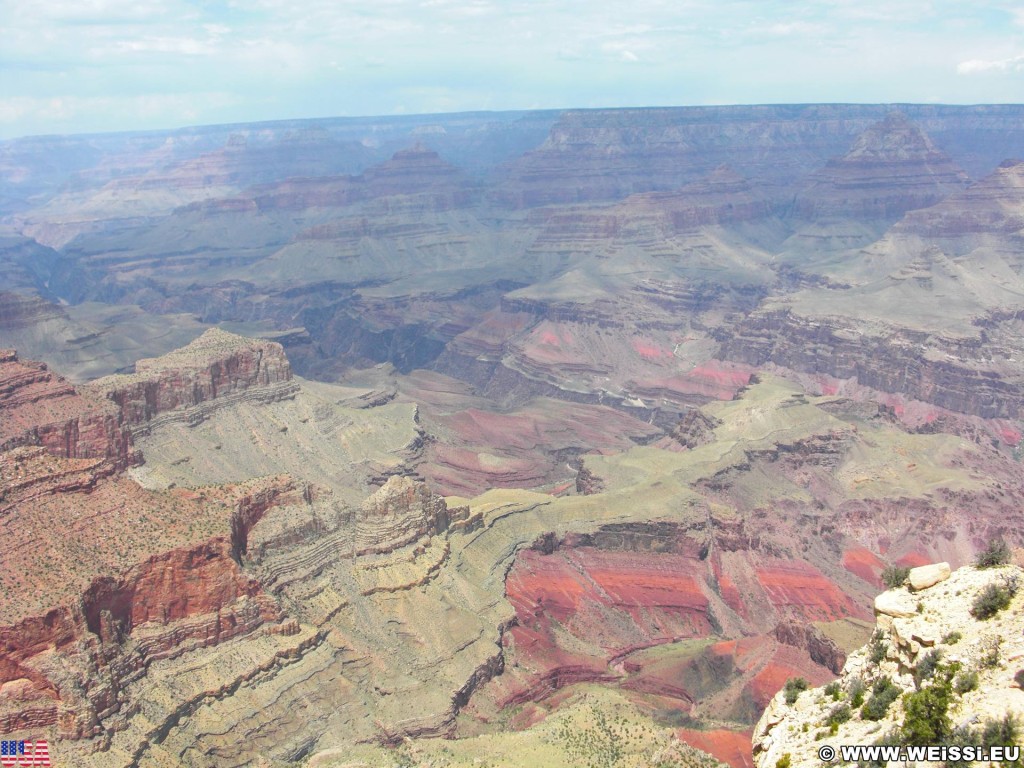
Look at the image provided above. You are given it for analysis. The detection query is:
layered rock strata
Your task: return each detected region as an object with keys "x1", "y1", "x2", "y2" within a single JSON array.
[
  {"x1": 0, "y1": 348, "x2": 133, "y2": 466},
  {"x1": 85, "y1": 328, "x2": 298, "y2": 435},
  {"x1": 792, "y1": 112, "x2": 968, "y2": 221}
]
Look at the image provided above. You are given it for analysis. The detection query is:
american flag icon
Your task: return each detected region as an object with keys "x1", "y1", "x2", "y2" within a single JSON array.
[{"x1": 0, "y1": 740, "x2": 50, "y2": 767}]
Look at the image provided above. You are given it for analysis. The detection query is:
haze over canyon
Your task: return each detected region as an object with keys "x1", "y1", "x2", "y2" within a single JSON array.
[{"x1": 1, "y1": 103, "x2": 1024, "y2": 767}]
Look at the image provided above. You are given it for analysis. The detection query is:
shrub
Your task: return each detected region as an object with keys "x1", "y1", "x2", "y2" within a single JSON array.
[
  {"x1": 971, "y1": 580, "x2": 1016, "y2": 620},
  {"x1": 976, "y1": 537, "x2": 1011, "y2": 568},
  {"x1": 858, "y1": 730, "x2": 901, "y2": 768},
  {"x1": 849, "y1": 677, "x2": 867, "y2": 707},
  {"x1": 784, "y1": 677, "x2": 809, "y2": 705},
  {"x1": 861, "y1": 677, "x2": 901, "y2": 721},
  {"x1": 953, "y1": 669, "x2": 979, "y2": 694},
  {"x1": 980, "y1": 637, "x2": 1002, "y2": 669},
  {"x1": 868, "y1": 633, "x2": 888, "y2": 664},
  {"x1": 944, "y1": 724, "x2": 977, "y2": 768},
  {"x1": 981, "y1": 714, "x2": 1021, "y2": 749},
  {"x1": 901, "y1": 672, "x2": 953, "y2": 745},
  {"x1": 776, "y1": 755, "x2": 791, "y2": 768},
  {"x1": 824, "y1": 681, "x2": 842, "y2": 701},
  {"x1": 881, "y1": 565, "x2": 911, "y2": 589},
  {"x1": 941, "y1": 630, "x2": 962, "y2": 645},
  {"x1": 915, "y1": 649, "x2": 943, "y2": 687},
  {"x1": 827, "y1": 703, "x2": 852, "y2": 728}
]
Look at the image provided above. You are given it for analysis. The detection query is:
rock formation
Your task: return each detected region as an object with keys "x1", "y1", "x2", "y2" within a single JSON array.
[
  {"x1": 85, "y1": 327, "x2": 298, "y2": 434},
  {"x1": 792, "y1": 112, "x2": 968, "y2": 221},
  {"x1": 0, "y1": 348, "x2": 133, "y2": 466},
  {"x1": 753, "y1": 563, "x2": 1024, "y2": 768}
]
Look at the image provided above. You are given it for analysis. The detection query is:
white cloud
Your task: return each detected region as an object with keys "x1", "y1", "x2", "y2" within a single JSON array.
[
  {"x1": 957, "y1": 54, "x2": 1024, "y2": 74},
  {"x1": 759, "y1": 21, "x2": 830, "y2": 37},
  {"x1": 1, "y1": 0, "x2": 1022, "y2": 138},
  {"x1": 111, "y1": 36, "x2": 216, "y2": 55}
]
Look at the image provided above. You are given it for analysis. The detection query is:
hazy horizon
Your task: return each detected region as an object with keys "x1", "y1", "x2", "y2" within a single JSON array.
[{"x1": 2, "y1": 0, "x2": 1022, "y2": 140}]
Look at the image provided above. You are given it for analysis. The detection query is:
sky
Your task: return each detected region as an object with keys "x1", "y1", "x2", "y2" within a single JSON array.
[{"x1": 0, "y1": 0, "x2": 1022, "y2": 139}]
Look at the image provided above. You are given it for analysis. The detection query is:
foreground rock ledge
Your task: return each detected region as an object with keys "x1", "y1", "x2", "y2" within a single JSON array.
[{"x1": 753, "y1": 563, "x2": 1024, "y2": 768}]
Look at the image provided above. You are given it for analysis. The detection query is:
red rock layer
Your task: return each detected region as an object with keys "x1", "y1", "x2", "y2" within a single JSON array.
[
  {"x1": 678, "y1": 728, "x2": 754, "y2": 768},
  {"x1": 492, "y1": 534, "x2": 853, "y2": 727},
  {"x1": 754, "y1": 559, "x2": 864, "y2": 622},
  {"x1": 841, "y1": 546, "x2": 885, "y2": 586},
  {"x1": 0, "y1": 350, "x2": 132, "y2": 466}
]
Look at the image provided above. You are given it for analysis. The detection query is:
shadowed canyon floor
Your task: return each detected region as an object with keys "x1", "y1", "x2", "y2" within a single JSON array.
[{"x1": 2, "y1": 104, "x2": 1024, "y2": 766}]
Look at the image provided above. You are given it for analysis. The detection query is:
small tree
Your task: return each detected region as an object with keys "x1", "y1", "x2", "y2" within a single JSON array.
[
  {"x1": 849, "y1": 677, "x2": 867, "y2": 707},
  {"x1": 868, "y1": 632, "x2": 888, "y2": 664},
  {"x1": 882, "y1": 565, "x2": 911, "y2": 589},
  {"x1": 976, "y1": 537, "x2": 1011, "y2": 568},
  {"x1": 914, "y1": 649, "x2": 944, "y2": 688},
  {"x1": 861, "y1": 677, "x2": 901, "y2": 721},
  {"x1": 784, "y1": 677, "x2": 809, "y2": 705},
  {"x1": 971, "y1": 579, "x2": 1016, "y2": 620},
  {"x1": 901, "y1": 670, "x2": 953, "y2": 745}
]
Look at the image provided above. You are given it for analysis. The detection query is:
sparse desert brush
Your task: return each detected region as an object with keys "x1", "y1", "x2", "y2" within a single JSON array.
[
  {"x1": 861, "y1": 676, "x2": 900, "y2": 721},
  {"x1": 971, "y1": 576, "x2": 1017, "y2": 620},
  {"x1": 783, "y1": 677, "x2": 809, "y2": 705},
  {"x1": 976, "y1": 537, "x2": 1012, "y2": 569},
  {"x1": 881, "y1": 565, "x2": 910, "y2": 589}
]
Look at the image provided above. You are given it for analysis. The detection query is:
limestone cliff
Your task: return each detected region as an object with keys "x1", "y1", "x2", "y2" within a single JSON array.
[
  {"x1": 85, "y1": 327, "x2": 298, "y2": 434},
  {"x1": 753, "y1": 563, "x2": 1024, "y2": 768}
]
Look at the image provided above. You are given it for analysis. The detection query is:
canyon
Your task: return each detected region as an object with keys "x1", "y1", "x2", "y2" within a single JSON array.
[{"x1": 2, "y1": 104, "x2": 1024, "y2": 766}]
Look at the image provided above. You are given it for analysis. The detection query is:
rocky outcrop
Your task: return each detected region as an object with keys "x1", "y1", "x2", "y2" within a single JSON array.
[
  {"x1": 753, "y1": 564, "x2": 1024, "y2": 768},
  {"x1": 0, "y1": 334, "x2": 323, "y2": 755},
  {"x1": 0, "y1": 458, "x2": 306, "y2": 745},
  {"x1": 897, "y1": 157, "x2": 1024, "y2": 237},
  {"x1": 772, "y1": 620, "x2": 846, "y2": 675},
  {"x1": 184, "y1": 145, "x2": 475, "y2": 215},
  {"x1": 0, "y1": 348, "x2": 133, "y2": 466},
  {"x1": 718, "y1": 309, "x2": 1024, "y2": 419},
  {"x1": 354, "y1": 475, "x2": 472, "y2": 556},
  {"x1": 0, "y1": 292, "x2": 66, "y2": 330},
  {"x1": 908, "y1": 561, "x2": 951, "y2": 590},
  {"x1": 529, "y1": 166, "x2": 771, "y2": 246},
  {"x1": 792, "y1": 112, "x2": 968, "y2": 221},
  {"x1": 85, "y1": 328, "x2": 299, "y2": 434}
]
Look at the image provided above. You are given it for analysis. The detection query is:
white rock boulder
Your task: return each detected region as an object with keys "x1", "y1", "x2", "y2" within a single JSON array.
[
  {"x1": 874, "y1": 590, "x2": 918, "y2": 618},
  {"x1": 908, "y1": 561, "x2": 950, "y2": 591}
]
